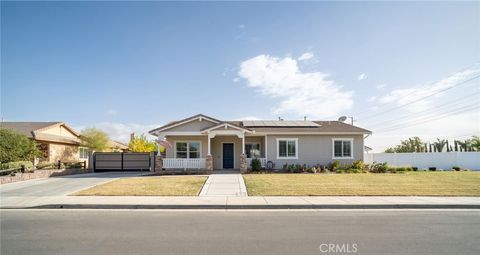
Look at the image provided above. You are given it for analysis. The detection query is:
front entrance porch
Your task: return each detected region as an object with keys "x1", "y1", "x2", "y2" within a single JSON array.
[{"x1": 157, "y1": 123, "x2": 267, "y2": 173}]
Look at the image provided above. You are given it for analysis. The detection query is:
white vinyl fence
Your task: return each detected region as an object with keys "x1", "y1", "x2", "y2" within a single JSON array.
[{"x1": 364, "y1": 152, "x2": 480, "y2": 170}]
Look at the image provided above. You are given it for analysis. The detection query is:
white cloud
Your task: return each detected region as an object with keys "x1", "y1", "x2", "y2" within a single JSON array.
[
  {"x1": 367, "y1": 96, "x2": 377, "y2": 102},
  {"x1": 378, "y1": 68, "x2": 480, "y2": 112},
  {"x1": 76, "y1": 122, "x2": 160, "y2": 143},
  {"x1": 238, "y1": 24, "x2": 245, "y2": 29},
  {"x1": 237, "y1": 54, "x2": 353, "y2": 118},
  {"x1": 298, "y1": 52, "x2": 314, "y2": 61},
  {"x1": 357, "y1": 73, "x2": 367, "y2": 80},
  {"x1": 376, "y1": 84, "x2": 386, "y2": 89}
]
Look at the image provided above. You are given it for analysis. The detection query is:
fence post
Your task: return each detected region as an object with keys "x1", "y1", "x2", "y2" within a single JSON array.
[
  {"x1": 149, "y1": 152, "x2": 155, "y2": 172},
  {"x1": 121, "y1": 152, "x2": 124, "y2": 171}
]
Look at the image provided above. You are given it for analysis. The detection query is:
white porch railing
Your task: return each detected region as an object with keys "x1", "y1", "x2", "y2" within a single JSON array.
[
  {"x1": 163, "y1": 158, "x2": 206, "y2": 169},
  {"x1": 246, "y1": 158, "x2": 267, "y2": 168}
]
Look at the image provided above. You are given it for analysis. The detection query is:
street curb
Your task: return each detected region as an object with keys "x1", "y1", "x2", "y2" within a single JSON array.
[{"x1": 3, "y1": 204, "x2": 480, "y2": 210}]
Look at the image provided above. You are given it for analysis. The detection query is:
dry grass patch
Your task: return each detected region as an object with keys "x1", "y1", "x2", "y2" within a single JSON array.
[
  {"x1": 73, "y1": 176, "x2": 207, "y2": 196},
  {"x1": 243, "y1": 172, "x2": 480, "y2": 196}
]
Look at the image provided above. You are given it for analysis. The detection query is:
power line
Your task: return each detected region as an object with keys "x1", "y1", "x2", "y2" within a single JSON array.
[
  {"x1": 373, "y1": 104, "x2": 479, "y2": 133},
  {"x1": 353, "y1": 63, "x2": 480, "y2": 117},
  {"x1": 357, "y1": 74, "x2": 480, "y2": 121},
  {"x1": 364, "y1": 92, "x2": 480, "y2": 127}
]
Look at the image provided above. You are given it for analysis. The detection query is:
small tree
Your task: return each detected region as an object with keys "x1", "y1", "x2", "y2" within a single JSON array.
[
  {"x1": 80, "y1": 128, "x2": 110, "y2": 152},
  {"x1": 129, "y1": 134, "x2": 157, "y2": 152},
  {"x1": 385, "y1": 137, "x2": 423, "y2": 153},
  {"x1": 0, "y1": 128, "x2": 39, "y2": 163}
]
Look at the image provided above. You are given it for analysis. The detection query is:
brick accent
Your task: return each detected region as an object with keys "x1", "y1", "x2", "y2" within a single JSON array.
[
  {"x1": 154, "y1": 156, "x2": 163, "y2": 174},
  {"x1": 206, "y1": 155, "x2": 213, "y2": 173},
  {"x1": 239, "y1": 153, "x2": 247, "y2": 173},
  {"x1": 0, "y1": 168, "x2": 92, "y2": 185}
]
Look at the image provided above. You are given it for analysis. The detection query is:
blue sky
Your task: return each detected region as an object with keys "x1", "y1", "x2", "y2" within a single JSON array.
[{"x1": 1, "y1": 1, "x2": 479, "y2": 150}]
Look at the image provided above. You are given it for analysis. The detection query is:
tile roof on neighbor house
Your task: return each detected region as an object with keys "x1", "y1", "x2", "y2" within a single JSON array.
[
  {"x1": 0, "y1": 122, "x2": 81, "y2": 144},
  {"x1": 150, "y1": 114, "x2": 371, "y2": 134}
]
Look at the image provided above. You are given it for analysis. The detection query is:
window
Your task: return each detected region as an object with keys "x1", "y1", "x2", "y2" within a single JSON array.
[
  {"x1": 175, "y1": 142, "x2": 201, "y2": 158},
  {"x1": 333, "y1": 139, "x2": 353, "y2": 158},
  {"x1": 79, "y1": 147, "x2": 89, "y2": 159},
  {"x1": 245, "y1": 143, "x2": 260, "y2": 158},
  {"x1": 277, "y1": 138, "x2": 298, "y2": 159}
]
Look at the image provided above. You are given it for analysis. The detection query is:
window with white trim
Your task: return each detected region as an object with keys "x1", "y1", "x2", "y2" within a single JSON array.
[
  {"x1": 333, "y1": 139, "x2": 353, "y2": 158},
  {"x1": 277, "y1": 139, "x2": 297, "y2": 159},
  {"x1": 176, "y1": 142, "x2": 201, "y2": 158},
  {"x1": 79, "y1": 147, "x2": 89, "y2": 159},
  {"x1": 245, "y1": 143, "x2": 260, "y2": 158}
]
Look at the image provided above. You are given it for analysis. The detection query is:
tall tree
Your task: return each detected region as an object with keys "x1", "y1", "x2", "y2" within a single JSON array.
[
  {"x1": 0, "y1": 128, "x2": 40, "y2": 163},
  {"x1": 433, "y1": 138, "x2": 447, "y2": 152},
  {"x1": 467, "y1": 136, "x2": 480, "y2": 151},
  {"x1": 385, "y1": 137, "x2": 423, "y2": 153},
  {"x1": 80, "y1": 128, "x2": 110, "y2": 152},
  {"x1": 129, "y1": 134, "x2": 158, "y2": 152}
]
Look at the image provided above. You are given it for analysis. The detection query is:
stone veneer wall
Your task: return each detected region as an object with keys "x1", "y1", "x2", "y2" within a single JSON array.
[{"x1": 0, "y1": 168, "x2": 92, "y2": 185}]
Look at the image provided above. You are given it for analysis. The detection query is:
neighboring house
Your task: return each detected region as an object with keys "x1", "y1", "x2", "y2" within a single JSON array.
[
  {"x1": 109, "y1": 140, "x2": 129, "y2": 152},
  {"x1": 0, "y1": 122, "x2": 129, "y2": 163},
  {"x1": 0, "y1": 122, "x2": 84, "y2": 163},
  {"x1": 149, "y1": 114, "x2": 371, "y2": 171}
]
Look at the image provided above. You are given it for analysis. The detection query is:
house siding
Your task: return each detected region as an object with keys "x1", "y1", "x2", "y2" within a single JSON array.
[
  {"x1": 163, "y1": 119, "x2": 217, "y2": 132},
  {"x1": 164, "y1": 135, "x2": 209, "y2": 158},
  {"x1": 265, "y1": 135, "x2": 364, "y2": 168}
]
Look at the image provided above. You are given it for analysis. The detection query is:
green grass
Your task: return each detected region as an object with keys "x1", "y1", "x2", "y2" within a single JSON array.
[
  {"x1": 73, "y1": 176, "x2": 207, "y2": 196},
  {"x1": 243, "y1": 172, "x2": 480, "y2": 196}
]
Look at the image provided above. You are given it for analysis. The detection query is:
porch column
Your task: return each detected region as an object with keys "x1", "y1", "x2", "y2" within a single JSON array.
[
  {"x1": 207, "y1": 132, "x2": 212, "y2": 155},
  {"x1": 241, "y1": 133, "x2": 245, "y2": 154},
  {"x1": 264, "y1": 135, "x2": 268, "y2": 160}
]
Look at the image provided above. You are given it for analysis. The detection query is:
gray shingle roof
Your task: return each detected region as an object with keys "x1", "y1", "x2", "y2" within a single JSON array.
[
  {"x1": 0, "y1": 122, "x2": 62, "y2": 137},
  {"x1": 0, "y1": 122, "x2": 81, "y2": 144}
]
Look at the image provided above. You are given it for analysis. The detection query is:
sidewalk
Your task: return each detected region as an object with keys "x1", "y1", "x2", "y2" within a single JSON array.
[
  {"x1": 199, "y1": 173, "x2": 247, "y2": 197},
  {"x1": 2, "y1": 195, "x2": 480, "y2": 210}
]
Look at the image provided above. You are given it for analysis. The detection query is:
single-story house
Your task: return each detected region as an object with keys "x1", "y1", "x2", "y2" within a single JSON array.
[
  {"x1": 0, "y1": 122, "x2": 129, "y2": 163},
  {"x1": 149, "y1": 114, "x2": 371, "y2": 172},
  {"x1": 1, "y1": 122, "x2": 84, "y2": 163}
]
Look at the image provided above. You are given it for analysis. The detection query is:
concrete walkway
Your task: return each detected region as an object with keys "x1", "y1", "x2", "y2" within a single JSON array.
[
  {"x1": 2, "y1": 196, "x2": 480, "y2": 210},
  {"x1": 199, "y1": 173, "x2": 247, "y2": 197}
]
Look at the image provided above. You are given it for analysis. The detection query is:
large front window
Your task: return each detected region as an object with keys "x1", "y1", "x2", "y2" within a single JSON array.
[
  {"x1": 277, "y1": 138, "x2": 298, "y2": 159},
  {"x1": 245, "y1": 143, "x2": 260, "y2": 158},
  {"x1": 176, "y1": 142, "x2": 201, "y2": 158},
  {"x1": 333, "y1": 139, "x2": 353, "y2": 158}
]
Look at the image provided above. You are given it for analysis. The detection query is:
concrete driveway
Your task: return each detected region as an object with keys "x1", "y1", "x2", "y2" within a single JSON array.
[{"x1": 0, "y1": 172, "x2": 143, "y2": 208}]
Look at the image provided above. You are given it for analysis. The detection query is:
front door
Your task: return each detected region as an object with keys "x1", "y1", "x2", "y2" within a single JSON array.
[{"x1": 222, "y1": 143, "x2": 234, "y2": 169}]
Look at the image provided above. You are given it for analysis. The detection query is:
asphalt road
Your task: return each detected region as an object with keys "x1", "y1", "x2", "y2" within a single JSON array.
[{"x1": 1, "y1": 210, "x2": 479, "y2": 255}]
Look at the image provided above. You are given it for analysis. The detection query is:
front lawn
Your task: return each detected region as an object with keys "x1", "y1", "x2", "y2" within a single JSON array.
[
  {"x1": 243, "y1": 172, "x2": 480, "y2": 196},
  {"x1": 73, "y1": 176, "x2": 207, "y2": 196}
]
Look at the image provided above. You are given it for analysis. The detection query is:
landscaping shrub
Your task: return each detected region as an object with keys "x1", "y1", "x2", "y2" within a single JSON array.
[
  {"x1": 351, "y1": 160, "x2": 363, "y2": 170},
  {"x1": 388, "y1": 167, "x2": 397, "y2": 173},
  {"x1": 369, "y1": 162, "x2": 388, "y2": 173},
  {"x1": 0, "y1": 128, "x2": 40, "y2": 163},
  {"x1": 1, "y1": 160, "x2": 34, "y2": 171},
  {"x1": 429, "y1": 167, "x2": 437, "y2": 171},
  {"x1": 336, "y1": 169, "x2": 345, "y2": 174},
  {"x1": 396, "y1": 167, "x2": 406, "y2": 172},
  {"x1": 412, "y1": 167, "x2": 418, "y2": 171},
  {"x1": 404, "y1": 167, "x2": 413, "y2": 171},
  {"x1": 250, "y1": 158, "x2": 262, "y2": 171},
  {"x1": 328, "y1": 160, "x2": 340, "y2": 171},
  {"x1": 452, "y1": 166, "x2": 461, "y2": 171},
  {"x1": 36, "y1": 162, "x2": 57, "y2": 170}
]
